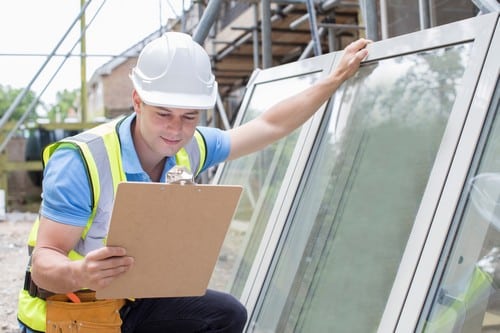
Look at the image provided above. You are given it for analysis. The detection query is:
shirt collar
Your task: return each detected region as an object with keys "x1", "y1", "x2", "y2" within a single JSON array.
[{"x1": 119, "y1": 113, "x2": 143, "y2": 176}]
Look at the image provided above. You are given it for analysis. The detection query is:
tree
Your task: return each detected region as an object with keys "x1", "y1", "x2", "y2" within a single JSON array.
[
  {"x1": 0, "y1": 84, "x2": 38, "y2": 121},
  {"x1": 47, "y1": 88, "x2": 79, "y2": 122}
]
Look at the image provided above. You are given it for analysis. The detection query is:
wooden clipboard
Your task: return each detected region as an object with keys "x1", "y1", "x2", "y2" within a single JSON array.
[{"x1": 95, "y1": 181, "x2": 242, "y2": 299}]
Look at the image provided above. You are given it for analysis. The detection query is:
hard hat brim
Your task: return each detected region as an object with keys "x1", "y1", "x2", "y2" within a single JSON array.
[{"x1": 133, "y1": 78, "x2": 218, "y2": 110}]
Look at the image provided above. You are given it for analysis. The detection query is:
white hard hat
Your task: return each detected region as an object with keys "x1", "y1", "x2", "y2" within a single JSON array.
[{"x1": 130, "y1": 32, "x2": 218, "y2": 109}]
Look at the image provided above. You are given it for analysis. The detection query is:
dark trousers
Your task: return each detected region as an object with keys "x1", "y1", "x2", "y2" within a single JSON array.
[{"x1": 120, "y1": 289, "x2": 247, "y2": 333}]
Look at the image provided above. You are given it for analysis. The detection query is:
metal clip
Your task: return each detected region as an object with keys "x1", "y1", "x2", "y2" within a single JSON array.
[{"x1": 166, "y1": 165, "x2": 195, "y2": 185}]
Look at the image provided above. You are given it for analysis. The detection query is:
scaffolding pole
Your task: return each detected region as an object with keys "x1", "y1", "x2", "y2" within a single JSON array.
[
  {"x1": 419, "y1": 0, "x2": 431, "y2": 30},
  {"x1": 0, "y1": 0, "x2": 93, "y2": 131},
  {"x1": 360, "y1": 0, "x2": 379, "y2": 41},
  {"x1": 192, "y1": 0, "x2": 223, "y2": 44},
  {"x1": 253, "y1": 3, "x2": 260, "y2": 69},
  {"x1": 261, "y1": 0, "x2": 273, "y2": 68},
  {"x1": 305, "y1": 0, "x2": 322, "y2": 56},
  {"x1": 80, "y1": 0, "x2": 88, "y2": 123}
]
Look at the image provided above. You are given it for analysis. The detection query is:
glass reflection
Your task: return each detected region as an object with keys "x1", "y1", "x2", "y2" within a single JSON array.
[
  {"x1": 249, "y1": 44, "x2": 471, "y2": 333},
  {"x1": 422, "y1": 84, "x2": 500, "y2": 333},
  {"x1": 209, "y1": 71, "x2": 322, "y2": 296}
]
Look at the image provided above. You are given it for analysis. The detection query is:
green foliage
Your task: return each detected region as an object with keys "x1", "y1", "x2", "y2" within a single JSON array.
[
  {"x1": 0, "y1": 85, "x2": 79, "y2": 123},
  {"x1": 47, "y1": 88, "x2": 79, "y2": 122},
  {"x1": 0, "y1": 84, "x2": 38, "y2": 121}
]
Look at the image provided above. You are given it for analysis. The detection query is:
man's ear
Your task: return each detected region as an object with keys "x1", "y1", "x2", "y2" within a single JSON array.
[{"x1": 132, "y1": 90, "x2": 142, "y2": 114}]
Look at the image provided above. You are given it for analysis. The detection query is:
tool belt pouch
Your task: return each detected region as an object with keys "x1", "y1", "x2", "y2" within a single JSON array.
[{"x1": 45, "y1": 292, "x2": 125, "y2": 333}]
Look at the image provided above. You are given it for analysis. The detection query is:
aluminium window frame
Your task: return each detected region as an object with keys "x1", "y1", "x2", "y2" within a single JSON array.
[
  {"x1": 211, "y1": 53, "x2": 339, "y2": 305},
  {"x1": 392, "y1": 13, "x2": 499, "y2": 333},
  {"x1": 234, "y1": 12, "x2": 499, "y2": 333},
  {"x1": 236, "y1": 54, "x2": 338, "y2": 311}
]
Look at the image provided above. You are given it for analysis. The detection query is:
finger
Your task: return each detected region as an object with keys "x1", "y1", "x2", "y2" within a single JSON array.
[
  {"x1": 347, "y1": 38, "x2": 371, "y2": 53},
  {"x1": 90, "y1": 253, "x2": 134, "y2": 272},
  {"x1": 106, "y1": 255, "x2": 134, "y2": 270},
  {"x1": 88, "y1": 246, "x2": 127, "y2": 261},
  {"x1": 97, "y1": 265, "x2": 131, "y2": 289},
  {"x1": 94, "y1": 261, "x2": 133, "y2": 289},
  {"x1": 347, "y1": 39, "x2": 370, "y2": 64},
  {"x1": 93, "y1": 272, "x2": 124, "y2": 290},
  {"x1": 83, "y1": 257, "x2": 133, "y2": 290},
  {"x1": 101, "y1": 246, "x2": 128, "y2": 258},
  {"x1": 355, "y1": 48, "x2": 369, "y2": 62},
  {"x1": 100, "y1": 261, "x2": 133, "y2": 279}
]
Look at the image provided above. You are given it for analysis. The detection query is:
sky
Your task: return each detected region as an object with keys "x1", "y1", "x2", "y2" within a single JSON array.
[{"x1": 0, "y1": 0, "x2": 184, "y2": 106}]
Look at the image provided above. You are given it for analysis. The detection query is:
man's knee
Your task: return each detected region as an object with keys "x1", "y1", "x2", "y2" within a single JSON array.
[
  {"x1": 209, "y1": 290, "x2": 248, "y2": 331},
  {"x1": 231, "y1": 297, "x2": 248, "y2": 328}
]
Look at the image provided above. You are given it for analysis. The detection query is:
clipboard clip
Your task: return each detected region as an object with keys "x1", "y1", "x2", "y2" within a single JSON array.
[{"x1": 166, "y1": 165, "x2": 196, "y2": 185}]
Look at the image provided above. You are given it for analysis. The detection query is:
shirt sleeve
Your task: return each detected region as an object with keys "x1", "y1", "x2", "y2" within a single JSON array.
[
  {"x1": 197, "y1": 126, "x2": 231, "y2": 172},
  {"x1": 40, "y1": 147, "x2": 92, "y2": 227}
]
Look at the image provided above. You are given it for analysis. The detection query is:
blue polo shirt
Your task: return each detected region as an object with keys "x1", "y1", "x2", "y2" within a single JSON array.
[{"x1": 40, "y1": 114, "x2": 231, "y2": 227}]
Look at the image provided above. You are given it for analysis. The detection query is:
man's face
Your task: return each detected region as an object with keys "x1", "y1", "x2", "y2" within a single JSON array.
[{"x1": 135, "y1": 99, "x2": 201, "y2": 157}]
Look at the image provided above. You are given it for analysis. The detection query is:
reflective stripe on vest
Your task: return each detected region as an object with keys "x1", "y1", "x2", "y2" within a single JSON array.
[
  {"x1": 177, "y1": 129, "x2": 207, "y2": 176},
  {"x1": 18, "y1": 117, "x2": 207, "y2": 332}
]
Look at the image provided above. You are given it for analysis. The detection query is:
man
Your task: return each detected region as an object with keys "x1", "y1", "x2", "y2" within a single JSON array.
[{"x1": 18, "y1": 32, "x2": 370, "y2": 332}]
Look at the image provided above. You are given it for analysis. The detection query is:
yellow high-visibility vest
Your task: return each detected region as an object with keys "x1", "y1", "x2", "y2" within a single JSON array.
[{"x1": 18, "y1": 117, "x2": 206, "y2": 331}]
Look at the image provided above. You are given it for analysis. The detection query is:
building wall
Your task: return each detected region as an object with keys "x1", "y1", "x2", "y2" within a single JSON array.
[{"x1": 102, "y1": 57, "x2": 137, "y2": 118}]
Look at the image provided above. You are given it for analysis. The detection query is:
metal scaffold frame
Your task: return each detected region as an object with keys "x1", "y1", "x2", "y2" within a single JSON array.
[{"x1": 0, "y1": 0, "x2": 488, "y2": 211}]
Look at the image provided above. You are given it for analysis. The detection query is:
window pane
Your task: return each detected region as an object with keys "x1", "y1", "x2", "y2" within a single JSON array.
[
  {"x1": 421, "y1": 83, "x2": 500, "y2": 333},
  {"x1": 249, "y1": 44, "x2": 472, "y2": 332},
  {"x1": 385, "y1": 0, "x2": 475, "y2": 37},
  {"x1": 209, "y1": 72, "x2": 322, "y2": 296}
]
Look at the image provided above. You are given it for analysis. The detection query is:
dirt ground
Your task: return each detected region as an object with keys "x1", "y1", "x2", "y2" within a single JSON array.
[{"x1": 0, "y1": 212, "x2": 36, "y2": 333}]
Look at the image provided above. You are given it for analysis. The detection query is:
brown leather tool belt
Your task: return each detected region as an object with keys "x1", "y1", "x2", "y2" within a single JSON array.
[{"x1": 23, "y1": 270, "x2": 55, "y2": 300}]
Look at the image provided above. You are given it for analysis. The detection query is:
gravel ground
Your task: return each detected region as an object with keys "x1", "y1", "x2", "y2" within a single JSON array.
[{"x1": 0, "y1": 212, "x2": 36, "y2": 333}]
